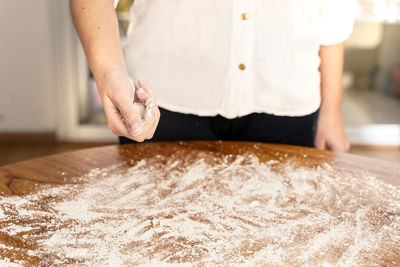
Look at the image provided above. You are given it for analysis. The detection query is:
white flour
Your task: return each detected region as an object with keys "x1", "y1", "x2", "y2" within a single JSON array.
[{"x1": 0, "y1": 152, "x2": 400, "y2": 266}]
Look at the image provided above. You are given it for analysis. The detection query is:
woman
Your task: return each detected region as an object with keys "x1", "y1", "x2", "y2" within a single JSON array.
[{"x1": 70, "y1": 0, "x2": 354, "y2": 151}]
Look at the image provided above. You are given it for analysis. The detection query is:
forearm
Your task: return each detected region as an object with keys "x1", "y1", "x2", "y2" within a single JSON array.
[
  {"x1": 319, "y1": 42, "x2": 344, "y2": 114},
  {"x1": 315, "y1": 42, "x2": 349, "y2": 151},
  {"x1": 69, "y1": 0, "x2": 127, "y2": 81}
]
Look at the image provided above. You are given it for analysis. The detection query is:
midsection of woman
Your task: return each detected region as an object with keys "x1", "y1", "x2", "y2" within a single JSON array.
[
  {"x1": 124, "y1": 0, "x2": 353, "y2": 119},
  {"x1": 70, "y1": 0, "x2": 353, "y2": 150}
]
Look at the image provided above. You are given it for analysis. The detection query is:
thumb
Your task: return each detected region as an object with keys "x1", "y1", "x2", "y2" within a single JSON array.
[{"x1": 314, "y1": 135, "x2": 327, "y2": 150}]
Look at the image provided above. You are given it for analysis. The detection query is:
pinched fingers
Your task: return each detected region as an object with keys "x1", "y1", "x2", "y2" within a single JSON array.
[
  {"x1": 113, "y1": 89, "x2": 144, "y2": 139},
  {"x1": 135, "y1": 82, "x2": 160, "y2": 139},
  {"x1": 104, "y1": 77, "x2": 159, "y2": 142}
]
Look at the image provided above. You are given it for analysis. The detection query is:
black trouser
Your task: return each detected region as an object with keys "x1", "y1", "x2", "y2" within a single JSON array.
[{"x1": 119, "y1": 107, "x2": 319, "y2": 147}]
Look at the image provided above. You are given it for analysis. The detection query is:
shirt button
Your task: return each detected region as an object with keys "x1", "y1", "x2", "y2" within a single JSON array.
[
  {"x1": 241, "y1": 13, "x2": 249, "y2": 20},
  {"x1": 238, "y1": 64, "x2": 246, "y2": 71}
]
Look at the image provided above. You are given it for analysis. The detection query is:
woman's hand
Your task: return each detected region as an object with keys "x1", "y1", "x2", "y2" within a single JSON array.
[
  {"x1": 70, "y1": 0, "x2": 159, "y2": 141},
  {"x1": 97, "y1": 69, "x2": 160, "y2": 142},
  {"x1": 314, "y1": 109, "x2": 350, "y2": 152}
]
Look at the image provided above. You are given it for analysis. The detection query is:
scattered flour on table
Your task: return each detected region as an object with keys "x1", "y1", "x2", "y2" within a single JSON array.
[{"x1": 0, "y1": 152, "x2": 400, "y2": 266}]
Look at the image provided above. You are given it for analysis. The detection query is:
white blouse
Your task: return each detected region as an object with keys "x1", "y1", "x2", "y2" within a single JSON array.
[{"x1": 123, "y1": 0, "x2": 354, "y2": 118}]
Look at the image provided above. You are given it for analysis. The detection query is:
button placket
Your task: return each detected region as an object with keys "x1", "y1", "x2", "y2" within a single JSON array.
[
  {"x1": 220, "y1": 0, "x2": 255, "y2": 117},
  {"x1": 234, "y1": 0, "x2": 255, "y2": 115},
  {"x1": 237, "y1": 6, "x2": 249, "y2": 72}
]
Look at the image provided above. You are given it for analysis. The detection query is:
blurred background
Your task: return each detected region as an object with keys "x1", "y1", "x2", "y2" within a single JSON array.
[{"x1": 0, "y1": 0, "x2": 400, "y2": 165}]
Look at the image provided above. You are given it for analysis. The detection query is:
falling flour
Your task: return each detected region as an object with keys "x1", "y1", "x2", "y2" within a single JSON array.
[{"x1": 0, "y1": 151, "x2": 400, "y2": 266}]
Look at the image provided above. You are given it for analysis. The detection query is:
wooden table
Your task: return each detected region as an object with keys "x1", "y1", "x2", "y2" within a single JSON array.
[
  {"x1": 1, "y1": 141, "x2": 399, "y2": 196},
  {"x1": 0, "y1": 141, "x2": 399, "y2": 266}
]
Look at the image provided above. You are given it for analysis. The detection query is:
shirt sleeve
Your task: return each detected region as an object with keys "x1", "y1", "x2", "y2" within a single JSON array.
[
  {"x1": 114, "y1": 0, "x2": 119, "y2": 9},
  {"x1": 318, "y1": 0, "x2": 355, "y2": 46}
]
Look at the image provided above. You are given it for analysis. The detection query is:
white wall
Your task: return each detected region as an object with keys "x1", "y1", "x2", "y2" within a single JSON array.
[{"x1": 0, "y1": 0, "x2": 56, "y2": 132}]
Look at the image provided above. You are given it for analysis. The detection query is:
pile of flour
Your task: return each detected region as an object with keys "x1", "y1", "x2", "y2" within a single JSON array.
[{"x1": 0, "y1": 152, "x2": 399, "y2": 266}]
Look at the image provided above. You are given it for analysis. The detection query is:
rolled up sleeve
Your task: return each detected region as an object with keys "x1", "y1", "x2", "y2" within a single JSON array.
[{"x1": 318, "y1": 0, "x2": 355, "y2": 46}]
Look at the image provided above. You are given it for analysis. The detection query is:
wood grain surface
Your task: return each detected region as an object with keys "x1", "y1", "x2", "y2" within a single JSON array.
[
  {"x1": 1, "y1": 141, "x2": 399, "y2": 196},
  {"x1": 0, "y1": 141, "x2": 399, "y2": 266}
]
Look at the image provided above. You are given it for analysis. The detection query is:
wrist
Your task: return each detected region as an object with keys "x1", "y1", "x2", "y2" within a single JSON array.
[
  {"x1": 318, "y1": 104, "x2": 343, "y2": 124},
  {"x1": 320, "y1": 99, "x2": 341, "y2": 116},
  {"x1": 319, "y1": 85, "x2": 343, "y2": 115},
  {"x1": 91, "y1": 59, "x2": 128, "y2": 82},
  {"x1": 96, "y1": 65, "x2": 128, "y2": 86},
  {"x1": 319, "y1": 105, "x2": 341, "y2": 116}
]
